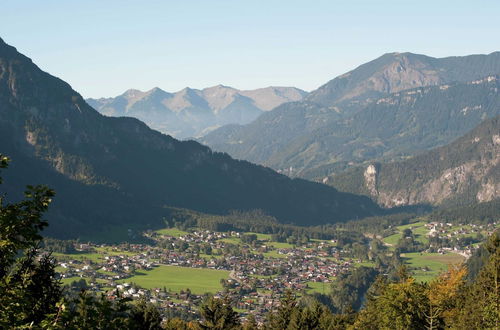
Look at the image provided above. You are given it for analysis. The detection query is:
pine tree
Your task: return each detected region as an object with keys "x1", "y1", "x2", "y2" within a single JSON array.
[
  {"x1": 0, "y1": 155, "x2": 61, "y2": 328},
  {"x1": 199, "y1": 295, "x2": 240, "y2": 329}
]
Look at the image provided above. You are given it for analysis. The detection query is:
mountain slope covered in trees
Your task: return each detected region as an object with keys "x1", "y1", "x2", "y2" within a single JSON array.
[
  {"x1": 307, "y1": 51, "x2": 500, "y2": 107},
  {"x1": 329, "y1": 115, "x2": 500, "y2": 208},
  {"x1": 202, "y1": 75, "x2": 500, "y2": 177},
  {"x1": 0, "y1": 37, "x2": 380, "y2": 240}
]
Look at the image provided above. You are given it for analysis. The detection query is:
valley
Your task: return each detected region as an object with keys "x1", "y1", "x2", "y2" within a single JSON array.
[
  {"x1": 47, "y1": 216, "x2": 498, "y2": 321},
  {"x1": 1, "y1": 4, "x2": 499, "y2": 326}
]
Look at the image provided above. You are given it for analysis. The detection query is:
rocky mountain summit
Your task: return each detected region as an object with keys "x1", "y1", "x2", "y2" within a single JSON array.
[
  {"x1": 87, "y1": 85, "x2": 307, "y2": 139},
  {"x1": 307, "y1": 51, "x2": 500, "y2": 109}
]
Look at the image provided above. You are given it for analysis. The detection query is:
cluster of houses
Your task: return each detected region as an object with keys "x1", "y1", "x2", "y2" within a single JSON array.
[
  {"x1": 425, "y1": 221, "x2": 499, "y2": 257},
  {"x1": 54, "y1": 229, "x2": 360, "y2": 321}
]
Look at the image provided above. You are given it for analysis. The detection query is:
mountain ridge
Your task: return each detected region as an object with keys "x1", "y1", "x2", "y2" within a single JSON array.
[
  {"x1": 0, "y1": 37, "x2": 380, "y2": 240},
  {"x1": 307, "y1": 51, "x2": 500, "y2": 108},
  {"x1": 87, "y1": 85, "x2": 307, "y2": 139},
  {"x1": 201, "y1": 51, "x2": 500, "y2": 177}
]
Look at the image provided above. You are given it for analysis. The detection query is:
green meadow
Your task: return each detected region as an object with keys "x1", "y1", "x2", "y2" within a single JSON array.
[
  {"x1": 306, "y1": 281, "x2": 331, "y2": 294},
  {"x1": 117, "y1": 265, "x2": 229, "y2": 294},
  {"x1": 383, "y1": 221, "x2": 429, "y2": 247},
  {"x1": 155, "y1": 228, "x2": 189, "y2": 237},
  {"x1": 402, "y1": 252, "x2": 465, "y2": 282}
]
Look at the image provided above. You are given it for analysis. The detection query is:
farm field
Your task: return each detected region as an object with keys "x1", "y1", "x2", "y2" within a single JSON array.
[
  {"x1": 217, "y1": 237, "x2": 242, "y2": 245},
  {"x1": 117, "y1": 265, "x2": 229, "y2": 294},
  {"x1": 402, "y1": 252, "x2": 465, "y2": 282},
  {"x1": 52, "y1": 247, "x2": 138, "y2": 263},
  {"x1": 383, "y1": 221, "x2": 429, "y2": 247},
  {"x1": 266, "y1": 241, "x2": 294, "y2": 249},
  {"x1": 61, "y1": 276, "x2": 107, "y2": 286},
  {"x1": 52, "y1": 252, "x2": 104, "y2": 263},
  {"x1": 306, "y1": 281, "x2": 331, "y2": 294},
  {"x1": 155, "y1": 228, "x2": 189, "y2": 237}
]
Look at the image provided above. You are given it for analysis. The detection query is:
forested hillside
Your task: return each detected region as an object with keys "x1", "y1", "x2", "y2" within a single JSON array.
[
  {"x1": 202, "y1": 76, "x2": 500, "y2": 178},
  {"x1": 329, "y1": 115, "x2": 500, "y2": 207},
  {"x1": 0, "y1": 37, "x2": 381, "y2": 240}
]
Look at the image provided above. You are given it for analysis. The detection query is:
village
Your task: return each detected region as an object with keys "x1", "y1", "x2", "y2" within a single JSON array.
[
  {"x1": 50, "y1": 220, "x2": 498, "y2": 322},
  {"x1": 52, "y1": 229, "x2": 365, "y2": 321}
]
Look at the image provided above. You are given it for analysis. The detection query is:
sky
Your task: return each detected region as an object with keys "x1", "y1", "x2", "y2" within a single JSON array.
[{"x1": 1, "y1": 0, "x2": 499, "y2": 98}]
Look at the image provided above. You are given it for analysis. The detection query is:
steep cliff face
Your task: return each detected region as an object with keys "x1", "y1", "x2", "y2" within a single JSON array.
[{"x1": 332, "y1": 116, "x2": 500, "y2": 208}]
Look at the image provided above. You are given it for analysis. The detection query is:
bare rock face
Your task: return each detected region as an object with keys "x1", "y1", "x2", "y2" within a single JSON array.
[
  {"x1": 361, "y1": 117, "x2": 500, "y2": 207},
  {"x1": 363, "y1": 164, "x2": 378, "y2": 196}
]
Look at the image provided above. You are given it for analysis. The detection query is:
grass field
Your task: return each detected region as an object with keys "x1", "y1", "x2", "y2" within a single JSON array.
[
  {"x1": 306, "y1": 281, "x2": 331, "y2": 294},
  {"x1": 402, "y1": 252, "x2": 465, "y2": 282},
  {"x1": 117, "y1": 265, "x2": 229, "y2": 294},
  {"x1": 94, "y1": 247, "x2": 137, "y2": 256},
  {"x1": 53, "y1": 247, "x2": 137, "y2": 263},
  {"x1": 217, "y1": 237, "x2": 242, "y2": 245},
  {"x1": 155, "y1": 228, "x2": 189, "y2": 237},
  {"x1": 60, "y1": 276, "x2": 108, "y2": 285},
  {"x1": 397, "y1": 221, "x2": 426, "y2": 231},
  {"x1": 266, "y1": 241, "x2": 294, "y2": 249},
  {"x1": 382, "y1": 233, "x2": 401, "y2": 246},
  {"x1": 52, "y1": 252, "x2": 103, "y2": 263},
  {"x1": 383, "y1": 221, "x2": 429, "y2": 247},
  {"x1": 262, "y1": 250, "x2": 288, "y2": 259}
]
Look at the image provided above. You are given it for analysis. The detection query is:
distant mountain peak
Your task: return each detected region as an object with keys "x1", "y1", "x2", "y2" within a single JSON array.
[
  {"x1": 122, "y1": 88, "x2": 145, "y2": 98},
  {"x1": 88, "y1": 85, "x2": 307, "y2": 138},
  {"x1": 307, "y1": 50, "x2": 500, "y2": 107}
]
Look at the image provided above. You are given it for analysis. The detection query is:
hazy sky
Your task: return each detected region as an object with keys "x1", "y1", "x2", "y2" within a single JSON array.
[{"x1": 1, "y1": 0, "x2": 499, "y2": 98}]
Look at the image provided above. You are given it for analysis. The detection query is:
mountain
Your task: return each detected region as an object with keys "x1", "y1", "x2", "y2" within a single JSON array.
[
  {"x1": 0, "y1": 37, "x2": 380, "y2": 240},
  {"x1": 307, "y1": 51, "x2": 500, "y2": 109},
  {"x1": 328, "y1": 115, "x2": 500, "y2": 208},
  {"x1": 201, "y1": 52, "x2": 500, "y2": 177},
  {"x1": 86, "y1": 85, "x2": 307, "y2": 139}
]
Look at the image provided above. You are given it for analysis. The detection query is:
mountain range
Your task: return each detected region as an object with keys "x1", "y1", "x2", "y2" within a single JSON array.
[
  {"x1": 86, "y1": 85, "x2": 307, "y2": 139},
  {"x1": 0, "y1": 37, "x2": 380, "y2": 241},
  {"x1": 200, "y1": 52, "x2": 500, "y2": 178}
]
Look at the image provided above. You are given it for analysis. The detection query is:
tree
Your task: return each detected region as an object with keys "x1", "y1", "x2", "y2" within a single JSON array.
[
  {"x1": 424, "y1": 265, "x2": 466, "y2": 329},
  {"x1": 0, "y1": 155, "x2": 61, "y2": 328},
  {"x1": 242, "y1": 314, "x2": 258, "y2": 330},
  {"x1": 451, "y1": 232, "x2": 499, "y2": 329},
  {"x1": 353, "y1": 275, "x2": 428, "y2": 329},
  {"x1": 199, "y1": 295, "x2": 240, "y2": 329},
  {"x1": 265, "y1": 290, "x2": 297, "y2": 329},
  {"x1": 130, "y1": 299, "x2": 163, "y2": 329}
]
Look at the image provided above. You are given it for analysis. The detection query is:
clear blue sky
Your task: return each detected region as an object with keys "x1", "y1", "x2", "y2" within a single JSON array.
[{"x1": 1, "y1": 0, "x2": 499, "y2": 98}]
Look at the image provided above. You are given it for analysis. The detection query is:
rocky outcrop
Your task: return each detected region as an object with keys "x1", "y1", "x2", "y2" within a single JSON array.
[{"x1": 358, "y1": 117, "x2": 500, "y2": 207}]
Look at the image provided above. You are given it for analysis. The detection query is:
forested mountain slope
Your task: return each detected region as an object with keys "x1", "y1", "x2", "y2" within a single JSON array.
[
  {"x1": 202, "y1": 76, "x2": 500, "y2": 177},
  {"x1": 0, "y1": 37, "x2": 380, "y2": 240},
  {"x1": 329, "y1": 115, "x2": 500, "y2": 208}
]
